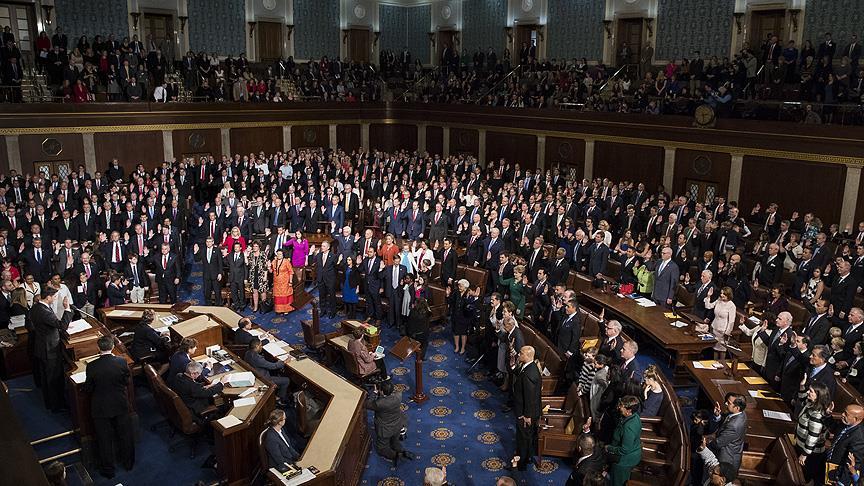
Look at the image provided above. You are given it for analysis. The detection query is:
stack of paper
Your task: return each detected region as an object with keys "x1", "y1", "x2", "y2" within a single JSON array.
[
  {"x1": 744, "y1": 376, "x2": 768, "y2": 385},
  {"x1": 226, "y1": 371, "x2": 255, "y2": 387},
  {"x1": 664, "y1": 312, "x2": 678, "y2": 319},
  {"x1": 70, "y1": 371, "x2": 87, "y2": 384},
  {"x1": 215, "y1": 415, "x2": 243, "y2": 428},
  {"x1": 109, "y1": 310, "x2": 135, "y2": 317},
  {"x1": 67, "y1": 319, "x2": 92, "y2": 335},
  {"x1": 693, "y1": 360, "x2": 724, "y2": 369},
  {"x1": 232, "y1": 396, "x2": 257, "y2": 407},
  {"x1": 748, "y1": 390, "x2": 783, "y2": 401},
  {"x1": 634, "y1": 298, "x2": 657, "y2": 307},
  {"x1": 9, "y1": 320, "x2": 25, "y2": 330},
  {"x1": 763, "y1": 410, "x2": 792, "y2": 421},
  {"x1": 748, "y1": 316, "x2": 761, "y2": 325},
  {"x1": 264, "y1": 342, "x2": 291, "y2": 359}
]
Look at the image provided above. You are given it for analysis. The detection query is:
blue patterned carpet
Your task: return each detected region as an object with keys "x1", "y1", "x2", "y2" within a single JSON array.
[{"x1": 7, "y1": 261, "x2": 685, "y2": 485}]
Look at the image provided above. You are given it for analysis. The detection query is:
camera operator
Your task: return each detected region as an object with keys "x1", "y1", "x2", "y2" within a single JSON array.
[{"x1": 365, "y1": 380, "x2": 416, "y2": 466}]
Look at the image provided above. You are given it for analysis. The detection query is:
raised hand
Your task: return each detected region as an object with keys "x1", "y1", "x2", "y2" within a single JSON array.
[{"x1": 713, "y1": 401, "x2": 722, "y2": 416}]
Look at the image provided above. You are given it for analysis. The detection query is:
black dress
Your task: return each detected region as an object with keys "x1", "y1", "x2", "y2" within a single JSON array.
[
  {"x1": 448, "y1": 291, "x2": 475, "y2": 336},
  {"x1": 405, "y1": 308, "x2": 431, "y2": 358}
]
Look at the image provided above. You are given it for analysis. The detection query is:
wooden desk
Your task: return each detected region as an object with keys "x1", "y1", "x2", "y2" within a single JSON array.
[
  {"x1": 684, "y1": 360, "x2": 796, "y2": 452},
  {"x1": 1, "y1": 326, "x2": 32, "y2": 379},
  {"x1": 0, "y1": 382, "x2": 50, "y2": 486},
  {"x1": 169, "y1": 315, "x2": 223, "y2": 357},
  {"x1": 580, "y1": 290, "x2": 712, "y2": 368}
]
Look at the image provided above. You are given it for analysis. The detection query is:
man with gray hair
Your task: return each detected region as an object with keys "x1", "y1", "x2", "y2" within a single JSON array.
[
  {"x1": 757, "y1": 311, "x2": 794, "y2": 388},
  {"x1": 171, "y1": 361, "x2": 228, "y2": 423},
  {"x1": 423, "y1": 466, "x2": 446, "y2": 486},
  {"x1": 686, "y1": 269, "x2": 717, "y2": 322},
  {"x1": 650, "y1": 246, "x2": 680, "y2": 307},
  {"x1": 599, "y1": 316, "x2": 624, "y2": 360}
]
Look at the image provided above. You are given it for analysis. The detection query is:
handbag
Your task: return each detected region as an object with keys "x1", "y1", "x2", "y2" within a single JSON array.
[{"x1": 259, "y1": 298, "x2": 274, "y2": 314}]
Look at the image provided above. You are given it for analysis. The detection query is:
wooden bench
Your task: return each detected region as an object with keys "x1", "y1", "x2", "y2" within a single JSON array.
[
  {"x1": 631, "y1": 370, "x2": 689, "y2": 486},
  {"x1": 737, "y1": 435, "x2": 806, "y2": 486},
  {"x1": 520, "y1": 321, "x2": 566, "y2": 395}
]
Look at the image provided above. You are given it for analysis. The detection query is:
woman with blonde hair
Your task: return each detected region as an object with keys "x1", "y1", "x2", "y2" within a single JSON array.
[
  {"x1": 704, "y1": 286, "x2": 737, "y2": 359},
  {"x1": 641, "y1": 364, "x2": 664, "y2": 416},
  {"x1": 498, "y1": 264, "x2": 527, "y2": 316}
]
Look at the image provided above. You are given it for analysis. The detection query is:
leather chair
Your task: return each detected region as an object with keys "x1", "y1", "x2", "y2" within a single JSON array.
[
  {"x1": 147, "y1": 365, "x2": 212, "y2": 457},
  {"x1": 301, "y1": 308, "x2": 327, "y2": 354},
  {"x1": 338, "y1": 344, "x2": 381, "y2": 385},
  {"x1": 295, "y1": 390, "x2": 322, "y2": 438},
  {"x1": 147, "y1": 271, "x2": 159, "y2": 303},
  {"x1": 457, "y1": 264, "x2": 488, "y2": 296}
]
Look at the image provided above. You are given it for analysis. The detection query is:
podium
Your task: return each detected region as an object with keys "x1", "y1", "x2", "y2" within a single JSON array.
[{"x1": 389, "y1": 336, "x2": 426, "y2": 404}]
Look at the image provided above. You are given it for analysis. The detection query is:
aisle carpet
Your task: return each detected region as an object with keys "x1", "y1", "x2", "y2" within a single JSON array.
[{"x1": 8, "y1": 261, "x2": 674, "y2": 485}]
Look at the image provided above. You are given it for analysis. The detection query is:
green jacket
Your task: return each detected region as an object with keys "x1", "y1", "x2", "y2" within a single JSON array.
[
  {"x1": 607, "y1": 413, "x2": 642, "y2": 467},
  {"x1": 500, "y1": 277, "x2": 526, "y2": 316},
  {"x1": 635, "y1": 265, "x2": 654, "y2": 294}
]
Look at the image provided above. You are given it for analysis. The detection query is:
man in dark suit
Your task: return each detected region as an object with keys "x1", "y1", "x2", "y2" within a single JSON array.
[
  {"x1": 757, "y1": 311, "x2": 793, "y2": 387},
  {"x1": 170, "y1": 361, "x2": 226, "y2": 423},
  {"x1": 824, "y1": 404, "x2": 864, "y2": 486},
  {"x1": 226, "y1": 242, "x2": 247, "y2": 312},
  {"x1": 799, "y1": 345, "x2": 838, "y2": 405},
  {"x1": 383, "y1": 262, "x2": 408, "y2": 329},
  {"x1": 436, "y1": 238, "x2": 458, "y2": 287},
  {"x1": 565, "y1": 434, "x2": 605, "y2": 486},
  {"x1": 464, "y1": 226, "x2": 485, "y2": 266},
  {"x1": 263, "y1": 409, "x2": 299, "y2": 472},
  {"x1": 587, "y1": 232, "x2": 609, "y2": 277},
  {"x1": 482, "y1": 228, "x2": 504, "y2": 290},
  {"x1": 150, "y1": 243, "x2": 180, "y2": 303},
  {"x1": 831, "y1": 261, "x2": 857, "y2": 323},
  {"x1": 21, "y1": 237, "x2": 52, "y2": 283},
  {"x1": 404, "y1": 200, "x2": 426, "y2": 240},
  {"x1": 83, "y1": 336, "x2": 134, "y2": 478},
  {"x1": 314, "y1": 241, "x2": 338, "y2": 318},
  {"x1": 124, "y1": 254, "x2": 150, "y2": 304},
  {"x1": 324, "y1": 195, "x2": 344, "y2": 234},
  {"x1": 756, "y1": 243, "x2": 783, "y2": 286},
  {"x1": 556, "y1": 299, "x2": 582, "y2": 359},
  {"x1": 30, "y1": 286, "x2": 74, "y2": 411},
  {"x1": 843, "y1": 308, "x2": 864, "y2": 354},
  {"x1": 801, "y1": 298, "x2": 832, "y2": 346},
  {"x1": 244, "y1": 338, "x2": 292, "y2": 405},
  {"x1": 428, "y1": 203, "x2": 449, "y2": 246},
  {"x1": 193, "y1": 238, "x2": 223, "y2": 306},
  {"x1": 512, "y1": 345, "x2": 542, "y2": 470},
  {"x1": 792, "y1": 247, "x2": 815, "y2": 300},
  {"x1": 686, "y1": 269, "x2": 718, "y2": 322},
  {"x1": 548, "y1": 248, "x2": 571, "y2": 287},
  {"x1": 0, "y1": 280, "x2": 11, "y2": 329},
  {"x1": 779, "y1": 334, "x2": 810, "y2": 404},
  {"x1": 706, "y1": 393, "x2": 747, "y2": 474},
  {"x1": 366, "y1": 380, "x2": 414, "y2": 464},
  {"x1": 360, "y1": 247, "x2": 384, "y2": 323}
]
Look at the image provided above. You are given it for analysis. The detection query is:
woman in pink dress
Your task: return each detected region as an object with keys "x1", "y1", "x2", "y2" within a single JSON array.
[{"x1": 284, "y1": 230, "x2": 310, "y2": 283}]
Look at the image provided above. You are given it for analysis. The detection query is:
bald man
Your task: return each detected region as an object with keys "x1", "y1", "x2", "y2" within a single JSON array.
[
  {"x1": 650, "y1": 246, "x2": 679, "y2": 307},
  {"x1": 757, "y1": 311, "x2": 793, "y2": 388},
  {"x1": 826, "y1": 404, "x2": 864, "y2": 486},
  {"x1": 511, "y1": 346, "x2": 541, "y2": 471}
]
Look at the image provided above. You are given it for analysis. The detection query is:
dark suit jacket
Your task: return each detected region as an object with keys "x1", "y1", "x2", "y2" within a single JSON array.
[
  {"x1": 123, "y1": 261, "x2": 150, "y2": 288},
  {"x1": 226, "y1": 252, "x2": 247, "y2": 283},
  {"x1": 801, "y1": 313, "x2": 831, "y2": 346},
  {"x1": 437, "y1": 248, "x2": 458, "y2": 286},
  {"x1": 757, "y1": 327, "x2": 790, "y2": 382},
  {"x1": 513, "y1": 361, "x2": 542, "y2": 420},
  {"x1": 29, "y1": 302, "x2": 73, "y2": 360},
  {"x1": 264, "y1": 427, "x2": 298, "y2": 472},
  {"x1": 151, "y1": 253, "x2": 181, "y2": 282},
  {"x1": 827, "y1": 421, "x2": 864, "y2": 486},
  {"x1": 707, "y1": 412, "x2": 746, "y2": 471},
  {"x1": 830, "y1": 274, "x2": 857, "y2": 318},
  {"x1": 366, "y1": 390, "x2": 407, "y2": 438},
  {"x1": 314, "y1": 252, "x2": 337, "y2": 285},
  {"x1": 587, "y1": 243, "x2": 609, "y2": 276},
  {"x1": 566, "y1": 450, "x2": 606, "y2": 486},
  {"x1": 758, "y1": 254, "x2": 784, "y2": 285},
  {"x1": 556, "y1": 312, "x2": 583, "y2": 356},
  {"x1": 172, "y1": 373, "x2": 222, "y2": 417},
  {"x1": 83, "y1": 354, "x2": 131, "y2": 418}
]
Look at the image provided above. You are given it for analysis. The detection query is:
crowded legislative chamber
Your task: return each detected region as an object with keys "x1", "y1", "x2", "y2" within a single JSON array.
[{"x1": 2, "y1": 0, "x2": 864, "y2": 485}]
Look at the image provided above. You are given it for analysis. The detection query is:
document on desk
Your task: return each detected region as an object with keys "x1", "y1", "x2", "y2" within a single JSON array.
[
  {"x1": 109, "y1": 310, "x2": 135, "y2": 317},
  {"x1": 215, "y1": 415, "x2": 243, "y2": 429},
  {"x1": 693, "y1": 360, "x2": 724, "y2": 369},
  {"x1": 70, "y1": 371, "x2": 87, "y2": 384},
  {"x1": 67, "y1": 319, "x2": 92, "y2": 335},
  {"x1": 269, "y1": 467, "x2": 316, "y2": 485},
  {"x1": 264, "y1": 342, "x2": 290, "y2": 358},
  {"x1": 744, "y1": 376, "x2": 768, "y2": 385},
  {"x1": 232, "y1": 396, "x2": 256, "y2": 407},
  {"x1": 226, "y1": 371, "x2": 255, "y2": 387},
  {"x1": 634, "y1": 298, "x2": 656, "y2": 307},
  {"x1": 749, "y1": 389, "x2": 783, "y2": 401},
  {"x1": 763, "y1": 410, "x2": 792, "y2": 421}
]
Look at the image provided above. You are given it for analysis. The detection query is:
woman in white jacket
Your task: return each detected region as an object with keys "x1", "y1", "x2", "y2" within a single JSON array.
[{"x1": 704, "y1": 286, "x2": 737, "y2": 360}]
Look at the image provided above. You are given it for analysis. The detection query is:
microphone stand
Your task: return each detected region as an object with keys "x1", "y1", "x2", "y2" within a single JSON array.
[{"x1": 70, "y1": 304, "x2": 99, "y2": 323}]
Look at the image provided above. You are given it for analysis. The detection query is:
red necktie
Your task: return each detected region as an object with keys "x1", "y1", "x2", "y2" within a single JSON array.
[
  {"x1": 138, "y1": 236, "x2": 144, "y2": 255},
  {"x1": 163, "y1": 256, "x2": 168, "y2": 269},
  {"x1": 114, "y1": 243, "x2": 120, "y2": 261},
  {"x1": 85, "y1": 265, "x2": 91, "y2": 278},
  {"x1": 211, "y1": 221, "x2": 215, "y2": 237}
]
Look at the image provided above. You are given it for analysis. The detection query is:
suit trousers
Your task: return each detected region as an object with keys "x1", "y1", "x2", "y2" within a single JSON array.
[
  {"x1": 38, "y1": 355, "x2": 66, "y2": 411},
  {"x1": 365, "y1": 290, "x2": 382, "y2": 321},
  {"x1": 373, "y1": 430, "x2": 404, "y2": 460},
  {"x1": 515, "y1": 419, "x2": 539, "y2": 467},
  {"x1": 158, "y1": 280, "x2": 177, "y2": 304},
  {"x1": 319, "y1": 277, "x2": 337, "y2": 315},
  {"x1": 93, "y1": 413, "x2": 135, "y2": 474},
  {"x1": 202, "y1": 277, "x2": 222, "y2": 305},
  {"x1": 129, "y1": 286, "x2": 146, "y2": 304},
  {"x1": 230, "y1": 280, "x2": 244, "y2": 309},
  {"x1": 270, "y1": 375, "x2": 292, "y2": 401}
]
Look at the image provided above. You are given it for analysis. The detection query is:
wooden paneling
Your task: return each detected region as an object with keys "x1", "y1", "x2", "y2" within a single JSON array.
[
  {"x1": 486, "y1": 131, "x2": 537, "y2": 169},
  {"x1": 426, "y1": 126, "x2": 443, "y2": 156},
  {"x1": 594, "y1": 142, "x2": 664, "y2": 191},
  {"x1": 0, "y1": 136, "x2": 7, "y2": 175},
  {"x1": 545, "y1": 137, "x2": 585, "y2": 177},
  {"x1": 450, "y1": 127, "x2": 478, "y2": 156},
  {"x1": 336, "y1": 124, "x2": 361, "y2": 152},
  {"x1": 229, "y1": 127, "x2": 282, "y2": 156},
  {"x1": 94, "y1": 131, "x2": 164, "y2": 173},
  {"x1": 18, "y1": 134, "x2": 85, "y2": 174},
  {"x1": 672, "y1": 149, "x2": 731, "y2": 198},
  {"x1": 369, "y1": 124, "x2": 417, "y2": 153},
  {"x1": 290, "y1": 125, "x2": 329, "y2": 149},
  {"x1": 740, "y1": 156, "x2": 846, "y2": 224},
  {"x1": 172, "y1": 129, "x2": 222, "y2": 161}
]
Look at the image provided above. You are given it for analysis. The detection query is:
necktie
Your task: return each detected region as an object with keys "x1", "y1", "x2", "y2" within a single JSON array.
[
  {"x1": 36, "y1": 249, "x2": 41, "y2": 263},
  {"x1": 235, "y1": 254, "x2": 238, "y2": 262},
  {"x1": 163, "y1": 256, "x2": 168, "y2": 269},
  {"x1": 138, "y1": 236, "x2": 144, "y2": 255},
  {"x1": 392, "y1": 266, "x2": 399, "y2": 288},
  {"x1": 211, "y1": 221, "x2": 215, "y2": 237},
  {"x1": 132, "y1": 265, "x2": 139, "y2": 286},
  {"x1": 659, "y1": 260, "x2": 667, "y2": 274},
  {"x1": 114, "y1": 242, "x2": 120, "y2": 262},
  {"x1": 10, "y1": 217, "x2": 14, "y2": 230}
]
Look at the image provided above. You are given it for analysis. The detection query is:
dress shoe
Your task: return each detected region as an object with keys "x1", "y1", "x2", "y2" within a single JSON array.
[{"x1": 401, "y1": 450, "x2": 416, "y2": 460}]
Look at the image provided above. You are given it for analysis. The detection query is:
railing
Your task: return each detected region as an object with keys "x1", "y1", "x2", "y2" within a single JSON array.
[
  {"x1": 472, "y1": 64, "x2": 523, "y2": 104},
  {"x1": 399, "y1": 66, "x2": 440, "y2": 102},
  {"x1": 599, "y1": 63, "x2": 637, "y2": 94}
]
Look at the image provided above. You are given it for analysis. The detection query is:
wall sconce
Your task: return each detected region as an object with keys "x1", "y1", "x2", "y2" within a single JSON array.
[
  {"x1": 130, "y1": 12, "x2": 141, "y2": 31},
  {"x1": 645, "y1": 18, "x2": 654, "y2": 38},
  {"x1": 178, "y1": 16, "x2": 188, "y2": 34},
  {"x1": 373, "y1": 31, "x2": 380, "y2": 46},
  {"x1": 733, "y1": 12, "x2": 744, "y2": 35},
  {"x1": 428, "y1": 32, "x2": 436, "y2": 48},
  {"x1": 41, "y1": 5, "x2": 53, "y2": 25},
  {"x1": 342, "y1": 29, "x2": 350, "y2": 44},
  {"x1": 603, "y1": 20, "x2": 612, "y2": 39},
  {"x1": 788, "y1": 9, "x2": 800, "y2": 32},
  {"x1": 286, "y1": 24, "x2": 294, "y2": 40},
  {"x1": 536, "y1": 25, "x2": 545, "y2": 42},
  {"x1": 504, "y1": 26, "x2": 513, "y2": 43},
  {"x1": 248, "y1": 21, "x2": 257, "y2": 38}
]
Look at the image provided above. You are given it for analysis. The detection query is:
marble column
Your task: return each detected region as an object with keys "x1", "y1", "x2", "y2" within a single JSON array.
[
  {"x1": 329, "y1": 124, "x2": 337, "y2": 151},
  {"x1": 583, "y1": 139, "x2": 595, "y2": 180},
  {"x1": 840, "y1": 166, "x2": 862, "y2": 229},
  {"x1": 478, "y1": 129, "x2": 487, "y2": 165},
  {"x1": 282, "y1": 125, "x2": 292, "y2": 152},
  {"x1": 536, "y1": 135, "x2": 546, "y2": 170},
  {"x1": 417, "y1": 124, "x2": 427, "y2": 153},
  {"x1": 443, "y1": 127, "x2": 450, "y2": 158},
  {"x1": 728, "y1": 154, "x2": 743, "y2": 202},
  {"x1": 663, "y1": 147, "x2": 675, "y2": 191},
  {"x1": 82, "y1": 133, "x2": 97, "y2": 175},
  {"x1": 161, "y1": 130, "x2": 174, "y2": 162},
  {"x1": 220, "y1": 128, "x2": 231, "y2": 158},
  {"x1": 4, "y1": 135, "x2": 21, "y2": 173},
  {"x1": 361, "y1": 123, "x2": 370, "y2": 152}
]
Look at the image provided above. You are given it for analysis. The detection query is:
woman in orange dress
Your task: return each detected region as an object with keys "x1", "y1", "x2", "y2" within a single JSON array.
[
  {"x1": 270, "y1": 248, "x2": 294, "y2": 313},
  {"x1": 378, "y1": 233, "x2": 400, "y2": 265}
]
